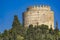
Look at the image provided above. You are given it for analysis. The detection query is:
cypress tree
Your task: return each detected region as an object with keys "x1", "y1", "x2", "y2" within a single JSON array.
[
  {"x1": 54, "y1": 21, "x2": 59, "y2": 40},
  {"x1": 11, "y1": 15, "x2": 22, "y2": 34},
  {"x1": 55, "y1": 21, "x2": 59, "y2": 34}
]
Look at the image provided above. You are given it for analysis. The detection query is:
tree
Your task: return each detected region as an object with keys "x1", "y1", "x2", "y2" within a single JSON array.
[
  {"x1": 40, "y1": 24, "x2": 48, "y2": 34},
  {"x1": 11, "y1": 15, "x2": 24, "y2": 36},
  {"x1": 49, "y1": 25, "x2": 54, "y2": 35},
  {"x1": 0, "y1": 32, "x2": 2, "y2": 40},
  {"x1": 2, "y1": 30, "x2": 9, "y2": 40},
  {"x1": 54, "y1": 21, "x2": 59, "y2": 34},
  {"x1": 9, "y1": 15, "x2": 25, "y2": 40},
  {"x1": 54, "y1": 21, "x2": 59, "y2": 40},
  {"x1": 25, "y1": 24, "x2": 34, "y2": 40}
]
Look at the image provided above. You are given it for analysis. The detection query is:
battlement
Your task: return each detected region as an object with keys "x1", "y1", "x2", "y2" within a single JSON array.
[{"x1": 27, "y1": 5, "x2": 51, "y2": 11}]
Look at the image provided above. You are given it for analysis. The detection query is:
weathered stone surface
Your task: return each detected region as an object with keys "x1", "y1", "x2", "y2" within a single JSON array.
[{"x1": 23, "y1": 5, "x2": 54, "y2": 29}]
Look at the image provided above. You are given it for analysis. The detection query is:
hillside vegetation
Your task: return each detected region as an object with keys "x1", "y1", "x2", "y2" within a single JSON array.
[{"x1": 0, "y1": 15, "x2": 60, "y2": 40}]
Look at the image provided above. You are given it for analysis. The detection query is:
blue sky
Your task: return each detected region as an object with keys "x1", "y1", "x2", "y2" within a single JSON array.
[{"x1": 0, "y1": 0, "x2": 60, "y2": 33}]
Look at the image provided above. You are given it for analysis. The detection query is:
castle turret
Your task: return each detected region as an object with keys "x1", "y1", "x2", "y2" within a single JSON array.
[{"x1": 23, "y1": 5, "x2": 54, "y2": 29}]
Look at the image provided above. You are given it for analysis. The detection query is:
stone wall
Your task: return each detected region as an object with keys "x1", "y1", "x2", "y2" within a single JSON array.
[{"x1": 23, "y1": 5, "x2": 54, "y2": 29}]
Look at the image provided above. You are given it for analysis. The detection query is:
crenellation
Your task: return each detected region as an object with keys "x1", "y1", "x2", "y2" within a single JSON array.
[{"x1": 28, "y1": 5, "x2": 51, "y2": 11}]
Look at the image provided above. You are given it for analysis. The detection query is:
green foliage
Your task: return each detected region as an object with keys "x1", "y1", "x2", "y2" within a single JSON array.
[
  {"x1": 24, "y1": 24, "x2": 60, "y2": 40},
  {"x1": 0, "y1": 15, "x2": 60, "y2": 40}
]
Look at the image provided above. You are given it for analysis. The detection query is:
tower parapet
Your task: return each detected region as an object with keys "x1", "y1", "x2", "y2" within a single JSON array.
[{"x1": 27, "y1": 5, "x2": 51, "y2": 11}]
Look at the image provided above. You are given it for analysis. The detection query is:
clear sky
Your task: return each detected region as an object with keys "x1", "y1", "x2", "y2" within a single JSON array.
[{"x1": 0, "y1": 0, "x2": 60, "y2": 33}]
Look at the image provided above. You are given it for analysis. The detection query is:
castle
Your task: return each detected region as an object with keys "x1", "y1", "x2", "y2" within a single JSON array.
[{"x1": 22, "y1": 5, "x2": 54, "y2": 29}]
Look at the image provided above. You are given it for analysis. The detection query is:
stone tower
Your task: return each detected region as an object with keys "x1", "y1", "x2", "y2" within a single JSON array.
[{"x1": 22, "y1": 5, "x2": 54, "y2": 29}]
